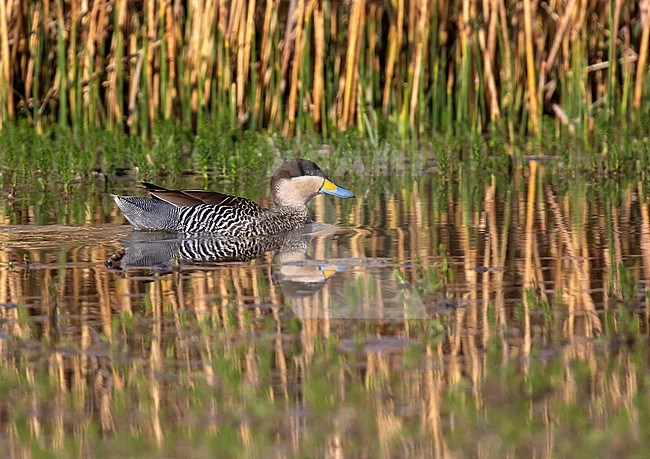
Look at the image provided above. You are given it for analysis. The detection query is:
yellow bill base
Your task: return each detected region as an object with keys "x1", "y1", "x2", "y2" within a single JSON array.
[{"x1": 321, "y1": 179, "x2": 338, "y2": 192}]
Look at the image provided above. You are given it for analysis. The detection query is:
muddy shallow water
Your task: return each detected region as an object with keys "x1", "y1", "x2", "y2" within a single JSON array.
[{"x1": 0, "y1": 165, "x2": 648, "y2": 456}]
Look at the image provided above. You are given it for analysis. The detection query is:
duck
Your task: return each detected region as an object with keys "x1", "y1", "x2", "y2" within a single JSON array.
[{"x1": 112, "y1": 158, "x2": 355, "y2": 236}]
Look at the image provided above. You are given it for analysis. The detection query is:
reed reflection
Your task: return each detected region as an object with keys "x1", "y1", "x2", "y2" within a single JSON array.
[
  {"x1": 0, "y1": 168, "x2": 648, "y2": 455},
  {"x1": 106, "y1": 223, "x2": 427, "y2": 321}
]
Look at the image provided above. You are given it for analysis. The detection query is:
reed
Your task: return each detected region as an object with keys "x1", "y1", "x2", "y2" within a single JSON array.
[
  {"x1": 0, "y1": 0, "x2": 12, "y2": 126},
  {"x1": 1, "y1": 1, "x2": 650, "y2": 143}
]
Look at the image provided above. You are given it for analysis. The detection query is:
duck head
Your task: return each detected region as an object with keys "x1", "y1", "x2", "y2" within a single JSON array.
[{"x1": 270, "y1": 158, "x2": 355, "y2": 207}]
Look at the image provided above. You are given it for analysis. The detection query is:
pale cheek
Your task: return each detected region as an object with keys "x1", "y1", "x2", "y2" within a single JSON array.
[{"x1": 275, "y1": 177, "x2": 324, "y2": 206}]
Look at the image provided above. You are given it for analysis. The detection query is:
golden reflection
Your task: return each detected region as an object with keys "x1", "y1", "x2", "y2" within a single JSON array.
[{"x1": 0, "y1": 167, "x2": 648, "y2": 455}]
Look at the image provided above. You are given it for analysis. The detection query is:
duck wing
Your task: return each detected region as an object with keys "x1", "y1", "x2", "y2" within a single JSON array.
[{"x1": 141, "y1": 182, "x2": 258, "y2": 208}]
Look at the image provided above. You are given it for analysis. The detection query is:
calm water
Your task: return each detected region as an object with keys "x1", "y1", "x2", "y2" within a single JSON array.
[{"x1": 0, "y1": 163, "x2": 648, "y2": 456}]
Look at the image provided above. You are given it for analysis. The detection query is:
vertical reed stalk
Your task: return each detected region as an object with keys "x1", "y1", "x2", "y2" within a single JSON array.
[
  {"x1": 258, "y1": 0, "x2": 274, "y2": 125},
  {"x1": 285, "y1": 0, "x2": 305, "y2": 135},
  {"x1": 280, "y1": 0, "x2": 296, "y2": 93},
  {"x1": 479, "y1": 1, "x2": 500, "y2": 121},
  {"x1": 408, "y1": 0, "x2": 427, "y2": 131},
  {"x1": 382, "y1": 0, "x2": 403, "y2": 116},
  {"x1": 55, "y1": 0, "x2": 67, "y2": 129},
  {"x1": 146, "y1": 0, "x2": 155, "y2": 134},
  {"x1": 242, "y1": 0, "x2": 256, "y2": 123},
  {"x1": 633, "y1": 0, "x2": 650, "y2": 110},
  {"x1": 159, "y1": 2, "x2": 168, "y2": 120},
  {"x1": 29, "y1": 7, "x2": 43, "y2": 133},
  {"x1": 267, "y1": 0, "x2": 282, "y2": 129},
  {"x1": 621, "y1": 27, "x2": 631, "y2": 115},
  {"x1": 523, "y1": 0, "x2": 539, "y2": 135},
  {"x1": 198, "y1": 0, "x2": 216, "y2": 126},
  {"x1": 456, "y1": 0, "x2": 471, "y2": 126},
  {"x1": 186, "y1": 0, "x2": 204, "y2": 130},
  {"x1": 0, "y1": 0, "x2": 12, "y2": 125},
  {"x1": 83, "y1": 0, "x2": 99, "y2": 130},
  {"x1": 68, "y1": 0, "x2": 79, "y2": 134},
  {"x1": 163, "y1": 0, "x2": 175, "y2": 119},
  {"x1": 608, "y1": 0, "x2": 622, "y2": 117},
  {"x1": 106, "y1": 0, "x2": 119, "y2": 127},
  {"x1": 235, "y1": 0, "x2": 246, "y2": 121},
  {"x1": 127, "y1": 50, "x2": 144, "y2": 131},
  {"x1": 340, "y1": 0, "x2": 364, "y2": 129},
  {"x1": 497, "y1": 0, "x2": 514, "y2": 140},
  {"x1": 351, "y1": 0, "x2": 365, "y2": 132},
  {"x1": 543, "y1": 0, "x2": 576, "y2": 95},
  {"x1": 313, "y1": 4, "x2": 325, "y2": 133}
]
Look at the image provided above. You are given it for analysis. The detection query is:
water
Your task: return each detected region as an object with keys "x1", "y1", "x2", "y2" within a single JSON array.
[{"x1": 0, "y1": 165, "x2": 648, "y2": 456}]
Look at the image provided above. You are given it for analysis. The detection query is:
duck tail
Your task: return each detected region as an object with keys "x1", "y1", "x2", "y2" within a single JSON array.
[{"x1": 112, "y1": 195, "x2": 179, "y2": 231}]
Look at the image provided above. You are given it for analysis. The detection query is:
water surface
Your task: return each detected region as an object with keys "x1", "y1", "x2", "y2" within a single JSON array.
[{"x1": 0, "y1": 165, "x2": 648, "y2": 456}]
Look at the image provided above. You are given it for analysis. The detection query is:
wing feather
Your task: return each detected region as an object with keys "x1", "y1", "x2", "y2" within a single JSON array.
[{"x1": 140, "y1": 182, "x2": 261, "y2": 209}]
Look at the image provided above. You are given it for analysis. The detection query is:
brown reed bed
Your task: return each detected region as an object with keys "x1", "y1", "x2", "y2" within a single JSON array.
[{"x1": 0, "y1": 0, "x2": 648, "y2": 141}]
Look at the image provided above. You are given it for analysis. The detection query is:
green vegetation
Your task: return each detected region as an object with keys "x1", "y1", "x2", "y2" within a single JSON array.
[{"x1": 1, "y1": 117, "x2": 650, "y2": 190}]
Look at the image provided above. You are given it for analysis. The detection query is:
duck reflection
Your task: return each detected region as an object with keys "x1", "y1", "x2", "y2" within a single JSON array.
[
  {"x1": 106, "y1": 223, "x2": 343, "y2": 293},
  {"x1": 106, "y1": 225, "x2": 428, "y2": 320}
]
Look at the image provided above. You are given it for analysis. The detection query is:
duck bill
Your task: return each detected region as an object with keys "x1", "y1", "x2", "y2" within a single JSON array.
[{"x1": 319, "y1": 179, "x2": 355, "y2": 198}]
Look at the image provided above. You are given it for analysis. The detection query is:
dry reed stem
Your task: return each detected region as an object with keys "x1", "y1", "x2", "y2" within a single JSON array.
[
  {"x1": 340, "y1": 0, "x2": 364, "y2": 129},
  {"x1": 259, "y1": 0, "x2": 274, "y2": 85},
  {"x1": 163, "y1": 0, "x2": 175, "y2": 119},
  {"x1": 313, "y1": 4, "x2": 324, "y2": 127},
  {"x1": 610, "y1": 0, "x2": 622, "y2": 99},
  {"x1": 408, "y1": 0, "x2": 427, "y2": 128},
  {"x1": 243, "y1": 0, "x2": 256, "y2": 98},
  {"x1": 68, "y1": 0, "x2": 78, "y2": 120},
  {"x1": 200, "y1": 0, "x2": 216, "y2": 105},
  {"x1": 146, "y1": 0, "x2": 155, "y2": 131},
  {"x1": 236, "y1": 0, "x2": 247, "y2": 118},
  {"x1": 551, "y1": 103, "x2": 575, "y2": 133},
  {"x1": 459, "y1": 0, "x2": 470, "y2": 65},
  {"x1": 350, "y1": 0, "x2": 365, "y2": 127},
  {"x1": 284, "y1": 0, "x2": 305, "y2": 135},
  {"x1": 0, "y1": 0, "x2": 13, "y2": 122},
  {"x1": 634, "y1": 0, "x2": 650, "y2": 108},
  {"x1": 84, "y1": 0, "x2": 100, "y2": 120},
  {"x1": 523, "y1": 0, "x2": 539, "y2": 134},
  {"x1": 479, "y1": 2, "x2": 500, "y2": 120},
  {"x1": 545, "y1": 0, "x2": 576, "y2": 81},
  {"x1": 108, "y1": 0, "x2": 126, "y2": 125},
  {"x1": 127, "y1": 50, "x2": 144, "y2": 129},
  {"x1": 253, "y1": 2, "x2": 269, "y2": 123},
  {"x1": 280, "y1": 0, "x2": 297, "y2": 91},
  {"x1": 25, "y1": 8, "x2": 40, "y2": 109},
  {"x1": 187, "y1": 0, "x2": 201, "y2": 119},
  {"x1": 496, "y1": 0, "x2": 513, "y2": 126},
  {"x1": 382, "y1": 0, "x2": 403, "y2": 115}
]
